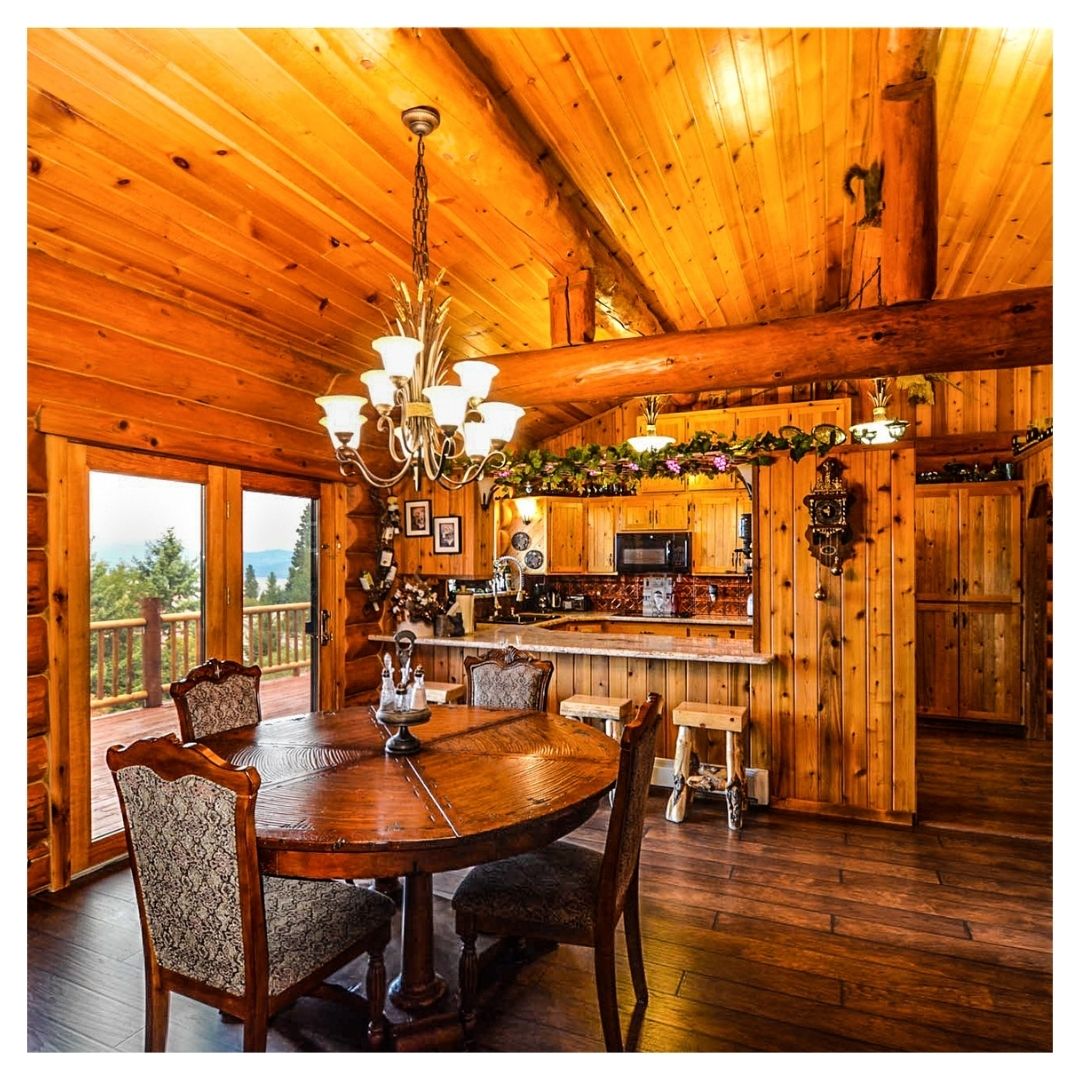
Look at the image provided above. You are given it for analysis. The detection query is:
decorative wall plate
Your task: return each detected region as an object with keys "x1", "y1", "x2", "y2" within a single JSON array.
[
  {"x1": 511, "y1": 531, "x2": 530, "y2": 551},
  {"x1": 524, "y1": 549, "x2": 544, "y2": 569}
]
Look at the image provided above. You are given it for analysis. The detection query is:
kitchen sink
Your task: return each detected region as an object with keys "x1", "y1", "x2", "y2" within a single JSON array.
[{"x1": 482, "y1": 612, "x2": 560, "y2": 625}]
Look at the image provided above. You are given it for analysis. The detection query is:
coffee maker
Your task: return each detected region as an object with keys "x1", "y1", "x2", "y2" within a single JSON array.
[{"x1": 733, "y1": 512, "x2": 753, "y2": 574}]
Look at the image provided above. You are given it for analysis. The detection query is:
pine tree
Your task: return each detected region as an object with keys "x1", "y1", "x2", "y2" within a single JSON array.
[
  {"x1": 260, "y1": 571, "x2": 284, "y2": 605},
  {"x1": 284, "y1": 503, "x2": 314, "y2": 602},
  {"x1": 244, "y1": 563, "x2": 260, "y2": 601},
  {"x1": 132, "y1": 527, "x2": 199, "y2": 613}
]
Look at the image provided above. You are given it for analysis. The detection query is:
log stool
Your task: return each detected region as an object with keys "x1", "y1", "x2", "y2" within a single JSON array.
[
  {"x1": 559, "y1": 695, "x2": 634, "y2": 807},
  {"x1": 558, "y1": 694, "x2": 633, "y2": 741},
  {"x1": 665, "y1": 701, "x2": 748, "y2": 830},
  {"x1": 425, "y1": 681, "x2": 465, "y2": 705}
]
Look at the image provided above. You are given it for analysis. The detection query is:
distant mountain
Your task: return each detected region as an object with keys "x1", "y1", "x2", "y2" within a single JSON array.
[
  {"x1": 242, "y1": 550, "x2": 292, "y2": 580},
  {"x1": 92, "y1": 543, "x2": 293, "y2": 583}
]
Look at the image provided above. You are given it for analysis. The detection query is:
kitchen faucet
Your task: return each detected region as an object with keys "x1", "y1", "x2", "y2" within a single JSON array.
[{"x1": 492, "y1": 555, "x2": 526, "y2": 616}]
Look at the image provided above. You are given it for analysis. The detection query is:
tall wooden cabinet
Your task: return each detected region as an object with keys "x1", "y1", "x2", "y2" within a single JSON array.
[{"x1": 915, "y1": 483, "x2": 1022, "y2": 723}]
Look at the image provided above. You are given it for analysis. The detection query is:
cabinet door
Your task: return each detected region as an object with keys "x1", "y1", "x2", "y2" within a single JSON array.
[
  {"x1": 619, "y1": 497, "x2": 655, "y2": 531},
  {"x1": 547, "y1": 500, "x2": 585, "y2": 573},
  {"x1": 691, "y1": 492, "x2": 740, "y2": 574},
  {"x1": 652, "y1": 496, "x2": 690, "y2": 530},
  {"x1": 960, "y1": 486, "x2": 1021, "y2": 602},
  {"x1": 915, "y1": 489, "x2": 960, "y2": 601},
  {"x1": 916, "y1": 603, "x2": 960, "y2": 718},
  {"x1": 586, "y1": 499, "x2": 618, "y2": 574},
  {"x1": 735, "y1": 405, "x2": 790, "y2": 439},
  {"x1": 959, "y1": 604, "x2": 1022, "y2": 723},
  {"x1": 789, "y1": 399, "x2": 852, "y2": 434}
]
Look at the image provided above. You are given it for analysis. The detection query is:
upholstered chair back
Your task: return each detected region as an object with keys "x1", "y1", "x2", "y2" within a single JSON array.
[
  {"x1": 108, "y1": 735, "x2": 264, "y2": 997},
  {"x1": 171, "y1": 658, "x2": 262, "y2": 742},
  {"x1": 463, "y1": 647, "x2": 554, "y2": 711},
  {"x1": 600, "y1": 692, "x2": 663, "y2": 918}
]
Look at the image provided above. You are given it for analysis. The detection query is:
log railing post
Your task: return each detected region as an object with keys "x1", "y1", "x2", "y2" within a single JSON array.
[{"x1": 140, "y1": 597, "x2": 163, "y2": 708}]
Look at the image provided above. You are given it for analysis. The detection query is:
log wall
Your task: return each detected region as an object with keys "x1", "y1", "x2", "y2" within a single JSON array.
[{"x1": 27, "y1": 425, "x2": 51, "y2": 892}]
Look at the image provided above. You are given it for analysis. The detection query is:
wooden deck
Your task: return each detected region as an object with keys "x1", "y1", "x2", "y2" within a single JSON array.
[
  {"x1": 29, "y1": 745, "x2": 1052, "y2": 1051},
  {"x1": 91, "y1": 674, "x2": 313, "y2": 840}
]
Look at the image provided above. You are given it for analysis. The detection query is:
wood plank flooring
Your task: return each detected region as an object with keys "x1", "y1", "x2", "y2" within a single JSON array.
[{"x1": 28, "y1": 722, "x2": 1052, "y2": 1053}]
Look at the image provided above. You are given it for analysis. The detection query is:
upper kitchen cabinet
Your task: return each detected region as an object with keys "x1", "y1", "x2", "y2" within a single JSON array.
[{"x1": 916, "y1": 484, "x2": 1021, "y2": 603}]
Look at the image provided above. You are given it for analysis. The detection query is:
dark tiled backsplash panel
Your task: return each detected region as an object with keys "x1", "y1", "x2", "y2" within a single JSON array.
[{"x1": 543, "y1": 574, "x2": 751, "y2": 617}]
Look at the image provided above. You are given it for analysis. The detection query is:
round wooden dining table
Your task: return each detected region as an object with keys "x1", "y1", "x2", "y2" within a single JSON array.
[{"x1": 200, "y1": 702, "x2": 620, "y2": 1046}]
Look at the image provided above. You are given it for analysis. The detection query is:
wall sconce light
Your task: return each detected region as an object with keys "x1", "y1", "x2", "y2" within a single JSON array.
[{"x1": 515, "y1": 497, "x2": 538, "y2": 524}]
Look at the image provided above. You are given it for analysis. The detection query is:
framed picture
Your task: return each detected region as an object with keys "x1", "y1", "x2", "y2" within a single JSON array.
[
  {"x1": 404, "y1": 500, "x2": 431, "y2": 537},
  {"x1": 433, "y1": 515, "x2": 462, "y2": 556}
]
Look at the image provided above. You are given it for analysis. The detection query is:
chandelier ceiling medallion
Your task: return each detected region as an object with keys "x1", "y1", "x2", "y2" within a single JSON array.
[
  {"x1": 849, "y1": 377, "x2": 909, "y2": 446},
  {"x1": 316, "y1": 106, "x2": 523, "y2": 490}
]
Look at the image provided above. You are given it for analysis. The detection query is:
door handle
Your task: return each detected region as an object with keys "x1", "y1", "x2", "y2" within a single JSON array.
[
  {"x1": 961, "y1": 578, "x2": 969, "y2": 595},
  {"x1": 961, "y1": 611, "x2": 968, "y2": 629},
  {"x1": 306, "y1": 609, "x2": 333, "y2": 646},
  {"x1": 952, "y1": 611, "x2": 958, "y2": 628},
  {"x1": 952, "y1": 578, "x2": 959, "y2": 595}
]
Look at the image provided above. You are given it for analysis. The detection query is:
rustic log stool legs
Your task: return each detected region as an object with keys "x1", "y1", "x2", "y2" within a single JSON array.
[
  {"x1": 424, "y1": 682, "x2": 465, "y2": 705},
  {"x1": 559, "y1": 695, "x2": 633, "y2": 805},
  {"x1": 665, "y1": 702, "x2": 749, "y2": 830}
]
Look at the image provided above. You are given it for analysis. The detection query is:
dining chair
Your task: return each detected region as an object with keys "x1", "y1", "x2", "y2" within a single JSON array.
[
  {"x1": 170, "y1": 657, "x2": 262, "y2": 742},
  {"x1": 462, "y1": 646, "x2": 554, "y2": 711},
  {"x1": 107, "y1": 734, "x2": 395, "y2": 1052},
  {"x1": 452, "y1": 691, "x2": 664, "y2": 1051}
]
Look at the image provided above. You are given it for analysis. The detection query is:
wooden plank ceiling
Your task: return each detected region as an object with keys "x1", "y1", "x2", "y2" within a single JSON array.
[{"x1": 27, "y1": 27, "x2": 1052, "y2": 450}]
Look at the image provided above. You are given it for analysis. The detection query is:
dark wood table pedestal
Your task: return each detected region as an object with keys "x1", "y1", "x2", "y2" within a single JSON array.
[{"x1": 389, "y1": 872, "x2": 448, "y2": 1012}]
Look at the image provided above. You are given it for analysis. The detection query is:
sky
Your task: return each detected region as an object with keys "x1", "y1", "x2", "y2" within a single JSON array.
[{"x1": 89, "y1": 472, "x2": 309, "y2": 556}]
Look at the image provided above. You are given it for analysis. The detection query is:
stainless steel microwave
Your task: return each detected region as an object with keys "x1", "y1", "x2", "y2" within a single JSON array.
[{"x1": 614, "y1": 531, "x2": 691, "y2": 575}]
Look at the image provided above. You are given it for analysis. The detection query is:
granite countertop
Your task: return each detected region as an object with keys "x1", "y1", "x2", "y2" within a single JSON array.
[{"x1": 370, "y1": 613, "x2": 771, "y2": 665}]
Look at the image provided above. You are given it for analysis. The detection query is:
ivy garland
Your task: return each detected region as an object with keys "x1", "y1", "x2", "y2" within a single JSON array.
[{"x1": 491, "y1": 425, "x2": 844, "y2": 497}]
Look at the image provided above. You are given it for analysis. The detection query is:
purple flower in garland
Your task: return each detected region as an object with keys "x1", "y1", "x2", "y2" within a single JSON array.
[
  {"x1": 586, "y1": 468, "x2": 600, "y2": 477},
  {"x1": 495, "y1": 469, "x2": 511, "y2": 480},
  {"x1": 711, "y1": 454, "x2": 730, "y2": 471},
  {"x1": 624, "y1": 461, "x2": 640, "y2": 472},
  {"x1": 664, "y1": 459, "x2": 681, "y2": 474}
]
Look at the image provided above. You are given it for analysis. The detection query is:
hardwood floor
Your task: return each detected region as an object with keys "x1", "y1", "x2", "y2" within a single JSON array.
[{"x1": 28, "y1": 724, "x2": 1053, "y2": 1053}]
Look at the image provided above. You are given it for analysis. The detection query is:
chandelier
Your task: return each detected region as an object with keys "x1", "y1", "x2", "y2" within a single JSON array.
[
  {"x1": 316, "y1": 106, "x2": 523, "y2": 490},
  {"x1": 850, "y1": 377, "x2": 909, "y2": 445},
  {"x1": 626, "y1": 395, "x2": 676, "y2": 453}
]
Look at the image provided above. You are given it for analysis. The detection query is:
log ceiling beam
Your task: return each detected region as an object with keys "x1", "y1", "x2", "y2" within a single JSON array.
[{"x1": 484, "y1": 286, "x2": 1051, "y2": 407}]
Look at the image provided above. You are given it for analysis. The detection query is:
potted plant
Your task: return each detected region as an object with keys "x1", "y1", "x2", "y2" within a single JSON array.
[{"x1": 389, "y1": 577, "x2": 443, "y2": 638}]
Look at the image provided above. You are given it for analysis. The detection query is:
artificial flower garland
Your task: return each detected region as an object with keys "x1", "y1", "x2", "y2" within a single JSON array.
[{"x1": 492, "y1": 425, "x2": 842, "y2": 497}]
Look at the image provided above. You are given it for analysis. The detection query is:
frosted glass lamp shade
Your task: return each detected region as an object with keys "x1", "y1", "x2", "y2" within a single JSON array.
[
  {"x1": 477, "y1": 402, "x2": 524, "y2": 446},
  {"x1": 372, "y1": 335, "x2": 422, "y2": 380},
  {"x1": 462, "y1": 421, "x2": 492, "y2": 460},
  {"x1": 319, "y1": 414, "x2": 364, "y2": 450},
  {"x1": 627, "y1": 423, "x2": 674, "y2": 453},
  {"x1": 360, "y1": 369, "x2": 396, "y2": 409},
  {"x1": 452, "y1": 360, "x2": 499, "y2": 401},
  {"x1": 422, "y1": 385, "x2": 470, "y2": 430},
  {"x1": 315, "y1": 395, "x2": 367, "y2": 445}
]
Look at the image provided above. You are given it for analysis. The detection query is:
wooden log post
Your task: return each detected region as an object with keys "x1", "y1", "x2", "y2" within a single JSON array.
[
  {"x1": 548, "y1": 269, "x2": 596, "y2": 347},
  {"x1": 140, "y1": 596, "x2": 163, "y2": 708}
]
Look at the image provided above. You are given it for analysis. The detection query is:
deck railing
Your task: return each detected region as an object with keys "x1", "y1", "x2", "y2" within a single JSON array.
[{"x1": 90, "y1": 598, "x2": 311, "y2": 711}]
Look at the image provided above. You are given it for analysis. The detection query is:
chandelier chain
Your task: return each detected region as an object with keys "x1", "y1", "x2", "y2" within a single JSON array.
[{"x1": 412, "y1": 134, "x2": 430, "y2": 287}]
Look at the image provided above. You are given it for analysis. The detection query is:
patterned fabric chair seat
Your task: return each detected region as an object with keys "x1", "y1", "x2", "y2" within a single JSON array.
[
  {"x1": 263, "y1": 878, "x2": 395, "y2": 996},
  {"x1": 451, "y1": 841, "x2": 601, "y2": 934}
]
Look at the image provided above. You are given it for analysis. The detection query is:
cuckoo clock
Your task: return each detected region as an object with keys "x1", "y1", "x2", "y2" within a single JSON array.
[{"x1": 803, "y1": 458, "x2": 854, "y2": 577}]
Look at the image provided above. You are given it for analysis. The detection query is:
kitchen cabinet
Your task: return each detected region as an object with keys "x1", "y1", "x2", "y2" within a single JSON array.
[
  {"x1": 915, "y1": 483, "x2": 1022, "y2": 724},
  {"x1": 547, "y1": 499, "x2": 586, "y2": 574},
  {"x1": 690, "y1": 489, "x2": 747, "y2": 574},
  {"x1": 915, "y1": 484, "x2": 1021, "y2": 603},
  {"x1": 586, "y1": 499, "x2": 618, "y2": 574},
  {"x1": 618, "y1": 495, "x2": 689, "y2": 531}
]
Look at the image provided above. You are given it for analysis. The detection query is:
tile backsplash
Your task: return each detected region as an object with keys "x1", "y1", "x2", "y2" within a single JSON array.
[{"x1": 537, "y1": 573, "x2": 751, "y2": 618}]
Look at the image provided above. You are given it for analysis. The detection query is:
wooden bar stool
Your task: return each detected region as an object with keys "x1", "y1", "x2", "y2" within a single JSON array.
[
  {"x1": 665, "y1": 701, "x2": 748, "y2": 830},
  {"x1": 558, "y1": 694, "x2": 633, "y2": 741},
  {"x1": 559, "y1": 694, "x2": 634, "y2": 808},
  {"x1": 425, "y1": 681, "x2": 465, "y2": 704}
]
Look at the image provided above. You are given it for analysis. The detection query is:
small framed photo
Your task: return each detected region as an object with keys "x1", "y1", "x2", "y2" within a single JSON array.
[
  {"x1": 433, "y1": 515, "x2": 462, "y2": 556},
  {"x1": 404, "y1": 500, "x2": 431, "y2": 537}
]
